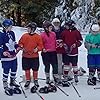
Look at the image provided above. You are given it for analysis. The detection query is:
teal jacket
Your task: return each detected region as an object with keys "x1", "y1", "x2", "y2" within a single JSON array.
[{"x1": 85, "y1": 33, "x2": 100, "y2": 54}]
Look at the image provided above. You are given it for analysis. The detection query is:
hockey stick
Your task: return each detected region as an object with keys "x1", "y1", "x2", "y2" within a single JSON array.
[
  {"x1": 19, "y1": 81, "x2": 27, "y2": 98},
  {"x1": 55, "y1": 84, "x2": 69, "y2": 96},
  {"x1": 36, "y1": 91, "x2": 45, "y2": 100},
  {"x1": 20, "y1": 75, "x2": 46, "y2": 81},
  {"x1": 71, "y1": 82, "x2": 81, "y2": 97},
  {"x1": 48, "y1": 82, "x2": 69, "y2": 96},
  {"x1": 94, "y1": 87, "x2": 100, "y2": 89},
  {"x1": 38, "y1": 78, "x2": 46, "y2": 80}
]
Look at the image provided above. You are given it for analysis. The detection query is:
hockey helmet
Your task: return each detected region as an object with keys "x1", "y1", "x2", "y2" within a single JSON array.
[
  {"x1": 91, "y1": 24, "x2": 100, "y2": 32},
  {"x1": 26, "y1": 22, "x2": 37, "y2": 30},
  {"x1": 65, "y1": 20, "x2": 75, "y2": 26},
  {"x1": 2, "y1": 19, "x2": 13, "y2": 29},
  {"x1": 42, "y1": 20, "x2": 52, "y2": 28},
  {"x1": 52, "y1": 18, "x2": 60, "y2": 23}
]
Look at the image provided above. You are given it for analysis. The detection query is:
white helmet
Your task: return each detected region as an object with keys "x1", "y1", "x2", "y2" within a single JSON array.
[
  {"x1": 91, "y1": 24, "x2": 100, "y2": 32},
  {"x1": 52, "y1": 18, "x2": 60, "y2": 23}
]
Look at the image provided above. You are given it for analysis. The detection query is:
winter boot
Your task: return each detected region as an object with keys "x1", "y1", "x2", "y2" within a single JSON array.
[
  {"x1": 62, "y1": 75, "x2": 71, "y2": 87},
  {"x1": 10, "y1": 78, "x2": 20, "y2": 88},
  {"x1": 13, "y1": 87, "x2": 22, "y2": 94},
  {"x1": 4, "y1": 87, "x2": 13, "y2": 96},
  {"x1": 62, "y1": 80, "x2": 70, "y2": 87},
  {"x1": 34, "y1": 80, "x2": 39, "y2": 87},
  {"x1": 87, "y1": 77, "x2": 96, "y2": 86},
  {"x1": 24, "y1": 80, "x2": 31, "y2": 89},
  {"x1": 31, "y1": 85, "x2": 38, "y2": 93},
  {"x1": 3, "y1": 81, "x2": 13, "y2": 96},
  {"x1": 48, "y1": 84, "x2": 57, "y2": 93},
  {"x1": 39, "y1": 86, "x2": 49, "y2": 94},
  {"x1": 3, "y1": 80, "x2": 8, "y2": 89}
]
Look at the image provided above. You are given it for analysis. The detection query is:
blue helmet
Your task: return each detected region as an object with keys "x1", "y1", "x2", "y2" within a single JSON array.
[{"x1": 2, "y1": 19, "x2": 13, "y2": 28}]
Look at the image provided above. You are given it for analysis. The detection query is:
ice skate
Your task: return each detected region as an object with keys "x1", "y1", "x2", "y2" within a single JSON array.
[
  {"x1": 4, "y1": 87, "x2": 13, "y2": 96},
  {"x1": 24, "y1": 80, "x2": 31, "y2": 89},
  {"x1": 30, "y1": 85, "x2": 38, "y2": 93},
  {"x1": 34, "y1": 80, "x2": 39, "y2": 87},
  {"x1": 87, "y1": 77, "x2": 96, "y2": 86},
  {"x1": 10, "y1": 78, "x2": 20, "y2": 88}
]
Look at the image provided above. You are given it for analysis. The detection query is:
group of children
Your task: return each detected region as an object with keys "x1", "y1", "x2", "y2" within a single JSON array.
[{"x1": 0, "y1": 18, "x2": 100, "y2": 96}]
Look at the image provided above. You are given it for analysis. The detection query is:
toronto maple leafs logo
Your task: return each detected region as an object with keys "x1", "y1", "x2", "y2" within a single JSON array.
[{"x1": 6, "y1": 38, "x2": 15, "y2": 51}]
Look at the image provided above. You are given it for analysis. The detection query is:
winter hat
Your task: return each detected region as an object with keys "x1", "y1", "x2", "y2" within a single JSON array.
[
  {"x1": 52, "y1": 18, "x2": 60, "y2": 23},
  {"x1": 43, "y1": 20, "x2": 52, "y2": 28},
  {"x1": 91, "y1": 24, "x2": 100, "y2": 32}
]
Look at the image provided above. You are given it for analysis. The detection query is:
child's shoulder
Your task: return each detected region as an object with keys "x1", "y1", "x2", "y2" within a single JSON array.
[{"x1": 85, "y1": 33, "x2": 92, "y2": 37}]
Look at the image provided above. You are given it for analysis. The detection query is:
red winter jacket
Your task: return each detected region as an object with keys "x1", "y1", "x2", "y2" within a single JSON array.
[{"x1": 61, "y1": 29, "x2": 83, "y2": 55}]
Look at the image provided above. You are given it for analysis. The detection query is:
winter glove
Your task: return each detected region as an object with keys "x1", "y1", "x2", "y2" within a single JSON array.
[
  {"x1": 56, "y1": 39, "x2": 63, "y2": 48},
  {"x1": 70, "y1": 43, "x2": 76, "y2": 49},
  {"x1": 95, "y1": 43, "x2": 100, "y2": 48},
  {"x1": 91, "y1": 44, "x2": 97, "y2": 48},
  {"x1": 3, "y1": 51, "x2": 15, "y2": 58},
  {"x1": 63, "y1": 44, "x2": 70, "y2": 53},
  {"x1": 42, "y1": 48, "x2": 47, "y2": 53},
  {"x1": 66, "y1": 43, "x2": 76, "y2": 54},
  {"x1": 33, "y1": 47, "x2": 38, "y2": 53},
  {"x1": 84, "y1": 42, "x2": 97, "y2": 50},
  {"x1": 16, "y1": 47, "x2": 22, "y2": 54}
]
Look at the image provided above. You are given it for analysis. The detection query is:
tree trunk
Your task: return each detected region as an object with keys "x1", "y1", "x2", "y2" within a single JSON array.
[{"x1": 16, "y1": 0, "x2": 21, "y2": 26}]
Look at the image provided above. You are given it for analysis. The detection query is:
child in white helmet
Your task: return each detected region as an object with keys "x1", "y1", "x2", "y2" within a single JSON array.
[{"x1": 85, "y1": 24, "x2": 100, "y2": 85}]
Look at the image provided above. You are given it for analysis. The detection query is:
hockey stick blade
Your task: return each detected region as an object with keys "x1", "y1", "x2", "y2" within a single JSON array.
[
  {"x1": 19, "y1": 82, "x2": 27, "y2": 98},
  {"x1": 71, "y1": 82, "x2": 81, "y2": 97},
  {"x1": 55, "y1": 84, "x2": 69, "y2": 96},
  {"x1": 36, "y1": 91, "x2": 45, "y2": 100}
]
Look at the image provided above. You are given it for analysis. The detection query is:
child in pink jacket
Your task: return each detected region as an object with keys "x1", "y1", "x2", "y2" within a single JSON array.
[{"x1": 41, "y1": 21, "x2": 59, "y2": 84}]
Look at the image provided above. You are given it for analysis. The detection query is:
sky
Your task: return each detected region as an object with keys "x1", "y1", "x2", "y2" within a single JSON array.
[{"x1": 0, "y1": 26, "x2": 100, "y2": 100}]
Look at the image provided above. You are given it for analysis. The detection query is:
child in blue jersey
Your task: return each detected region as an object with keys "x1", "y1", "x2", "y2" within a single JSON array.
[
  {"x1": 84, "y1": 24, "x2": 100, "y2": 85},
  {"x1": 0, "y1": 19, "x2": 21, "y2": 96}
]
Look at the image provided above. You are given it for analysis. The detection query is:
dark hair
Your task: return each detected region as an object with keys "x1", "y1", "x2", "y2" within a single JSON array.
[{"x1": 43, "y1": 20, "x2": 52, "y2": 37}]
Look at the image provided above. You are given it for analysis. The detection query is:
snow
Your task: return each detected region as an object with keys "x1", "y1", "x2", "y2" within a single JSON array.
[
  {"x1": 0, "y1": 26, "x2": 100, "y2": 100},
  {"x1": 55, "y1": 0, "x2": 96, "y2": 32}
]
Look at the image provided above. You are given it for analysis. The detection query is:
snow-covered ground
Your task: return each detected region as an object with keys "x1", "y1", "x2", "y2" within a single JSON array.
[{"x1": 0, "y1": 26, "x2": 100, "y2": 100}]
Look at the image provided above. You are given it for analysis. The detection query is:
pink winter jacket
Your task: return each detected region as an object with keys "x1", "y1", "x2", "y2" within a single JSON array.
[{"x1": 40, "y1": 32, "x2": 56, "y2": 52}]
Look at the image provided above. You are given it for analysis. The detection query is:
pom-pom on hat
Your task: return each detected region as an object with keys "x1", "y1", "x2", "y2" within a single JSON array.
[{"x1": 91, "y1": 24, "x2": 100, "y2": 32}]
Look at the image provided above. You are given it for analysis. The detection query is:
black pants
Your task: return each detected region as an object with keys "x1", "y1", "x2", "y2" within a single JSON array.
[
  {"x1": 62, "y1": 54, "x2": 78, "y2": 66},
  {"x1": 41, "y1": 51, "x2": 58, "y2": 74},
  {"x1": 22, "y1": 57, "x2": 39, "y2": 71}
]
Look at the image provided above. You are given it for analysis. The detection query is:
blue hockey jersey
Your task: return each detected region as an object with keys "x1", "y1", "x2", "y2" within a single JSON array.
[{"x1": 0, "y1": 30, "x2": 18, "y2": 61}]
